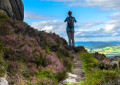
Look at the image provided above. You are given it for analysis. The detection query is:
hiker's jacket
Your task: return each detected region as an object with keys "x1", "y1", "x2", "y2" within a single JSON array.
[{"x1": 64, "y1": 16, "x2": 76, "y2": 31}]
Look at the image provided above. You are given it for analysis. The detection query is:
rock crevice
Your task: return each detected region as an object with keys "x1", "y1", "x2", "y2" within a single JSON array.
[{"x1": 0, "y1": 0, "x2": 24, "y2": 21}]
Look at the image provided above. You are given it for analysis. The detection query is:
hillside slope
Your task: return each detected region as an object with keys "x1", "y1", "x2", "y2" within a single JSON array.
[{"x1": 0, "y1": 12, "x2": 76, "y2": 85}]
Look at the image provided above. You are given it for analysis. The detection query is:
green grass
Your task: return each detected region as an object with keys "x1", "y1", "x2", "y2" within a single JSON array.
[
  {"x1": 79, "y1": 52, "x2": 119, "y2": 85},
  {"x1": 79, "y1": 52, "x2": 98, "y2": 74}
]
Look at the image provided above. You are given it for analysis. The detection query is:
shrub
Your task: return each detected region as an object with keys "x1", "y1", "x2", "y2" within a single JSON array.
[
  {"x1": 0, "y1": 67, "x2": 5, "y2": 77},
  {"x1": 37, "y1": 77, "x2": 57, "y2": 85},
  {"x1": 119, "y1": 61, "x2": 120, "y2": 69},
  {"x1": 97, "y1": 60, "x2": 115, "y2": 70},
  {"x1": 74, "y1": 46, "x2": 87, "y2": 53},
  {"x1": 0, "y1": 41, "x2": 3, "y2": 53},
  {"x1": 7, "y1": 61, "x2": 21, "y2": 73},
  {"x1": 35, "y1": 52, "x2": 46, "y2": 67},
  {"x1": 3, "y1": 47, "x2": 16, "y2": 60},
  {"x1": 63, "y1": 57, "x2": 73, "y2": 71},
  {"x1": 0, "y1": 24, "x2": 13, "y2": 36},
  {"x1": 45, "y1": 47, "x2": 50, "y2": 54},
  {"x1": 59, "y1": 49, "x2": 70, "y2": 57}
]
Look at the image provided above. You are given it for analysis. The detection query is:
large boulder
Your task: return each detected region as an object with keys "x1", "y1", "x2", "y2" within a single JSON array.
[{"x1": 0, "y1": 0, "x2": 24, "y2": 21}]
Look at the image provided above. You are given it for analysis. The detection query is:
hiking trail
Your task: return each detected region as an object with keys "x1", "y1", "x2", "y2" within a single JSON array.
[{"x1": 59, "y1": 54, "x2": 84, "y2": 85}]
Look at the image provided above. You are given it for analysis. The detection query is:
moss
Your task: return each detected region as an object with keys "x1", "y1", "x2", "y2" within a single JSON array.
[{"x1": 0, "y1": 11, "x2": 9, "y2": 21}]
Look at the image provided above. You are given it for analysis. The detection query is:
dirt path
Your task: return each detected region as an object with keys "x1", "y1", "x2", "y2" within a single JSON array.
[{"x1": 59, "y1": 54, "x2": 84, "y2": 85}]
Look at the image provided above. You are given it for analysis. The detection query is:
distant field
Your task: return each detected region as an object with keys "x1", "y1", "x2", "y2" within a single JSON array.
[
  {"x1": 87, "y1": 46, "x2": 120, "y2": 57},
  {"x1": 75, "y1": 41, "x2": 120, "y2": 57}
]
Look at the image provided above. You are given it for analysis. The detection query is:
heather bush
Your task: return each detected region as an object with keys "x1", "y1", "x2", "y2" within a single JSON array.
[
  {"x1": 45, "y1": 52, "x2": 66, "y2": 73},
  {"x1": 35, "y1": 52, "x2": 46, "y2": 67},
  {"x1": 7, "y1": 61, "x2": 21, "y2": 73},
  {"x1": 37, "y1": 77, "x2": 57, "y2": 85},
  {"x1": 74, "y1": 46, "x2": 87, "y2": 53},
  {"x1": 59, "y1": 48, "x2": 70, "y2": 57},
  {"x1": 97, "y1": 60, "x2": 117, "y2": 70},
  {"x1": 0, "y1": 23, "x2": 13, "y2": 36},
  {"x1": 0, "y1": 41, "x2": 3, "y2": 53},
  {"x1": 15, "y1": 74, "x2": 25, "y2": 85},
  {"x1": 5, "y1": 35, "x2": 17, "y2": 46},
  {"x1": 62, "y1": 57, "x2": 73, "y2": 71},
  {"x1": 3, "y1": 47, "x2": 16, "y2": 61},
  {"x1": 94, "y1": 52, "x2": 107, "y2": 60},
  {"x1": 49, "y1": 43, "x2": 59, "y2": 52}
]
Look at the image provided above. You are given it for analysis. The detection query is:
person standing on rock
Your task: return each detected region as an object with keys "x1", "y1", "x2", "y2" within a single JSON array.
[{"x1": 64, "y1": 11, "x2": 76, "y2": 47}]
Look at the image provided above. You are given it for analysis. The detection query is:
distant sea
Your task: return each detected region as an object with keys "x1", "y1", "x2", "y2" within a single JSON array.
[{"x1": 75, "y1": 41, "x2": 120, "y2": 57}]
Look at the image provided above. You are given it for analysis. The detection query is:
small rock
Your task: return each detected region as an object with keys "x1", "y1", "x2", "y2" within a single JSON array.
[
  {"x1": 0, "y1": 77, "x2": 8, "y2": 85},
  {"x1": 68, "y1": 73, "x2": 77, "y2": 78}
]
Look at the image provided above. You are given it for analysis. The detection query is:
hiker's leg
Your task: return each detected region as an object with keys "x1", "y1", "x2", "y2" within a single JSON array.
[
  {"x1": 67, "y1": 30, "x2": 71, "y2": 46},
  {"x1": 71, "y1": 30, "x2": 75, "y2": 47}
]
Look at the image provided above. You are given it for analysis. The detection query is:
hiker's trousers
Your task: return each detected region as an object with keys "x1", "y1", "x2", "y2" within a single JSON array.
[{"x1": 67, "y1": 30, "x2": 75, "y2": 47}]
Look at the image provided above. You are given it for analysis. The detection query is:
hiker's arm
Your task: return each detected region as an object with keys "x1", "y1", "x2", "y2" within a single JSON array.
[
  {"x1": 74, "y1": 18, "x2": 77, "y2": 23},
  {"x1": 64, "y1": 18, "x2": 67, "y2": 22}
]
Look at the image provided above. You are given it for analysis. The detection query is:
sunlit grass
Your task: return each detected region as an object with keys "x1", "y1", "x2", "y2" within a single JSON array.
[{"x1": 78, "y1": 51, "x2": 119, "y2": 85}]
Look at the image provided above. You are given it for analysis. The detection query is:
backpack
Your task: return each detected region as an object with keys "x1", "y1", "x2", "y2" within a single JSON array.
[{"x1": 68, "y1": 17, "x2": 74, "y2": 28}]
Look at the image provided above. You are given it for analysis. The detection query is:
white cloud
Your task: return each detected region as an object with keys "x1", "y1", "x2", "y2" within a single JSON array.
[
  {"x1": 41, "y1": 26, "x2": 53, "y2": 32},
  {"x1": 112, "y1": 32, "x2": 118, "y2": 36},
  {"x1": 45, "y1": 0, "x2": 120, "y2": 11},
  {"x1": 110, "y1": 12, "x2": 120, "y2": 19},
  {"x1": 104, "y1": 18, "x2": 120, "y2": 33},
  {"x1": 24, "y1": 11, "x2": 55, "y2": 20},
  {"x1": 105, "y1": 24, "x2": 115, "y2": 32},
  {"x1": 31, "y1": 20, "x2": 67, "y2": 37}
]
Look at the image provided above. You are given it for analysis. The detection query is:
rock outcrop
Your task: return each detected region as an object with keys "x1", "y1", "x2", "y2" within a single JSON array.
[
  {"x1": 0, "y1": 77, "x2": 8, "y2": 85},
  {"x1": 0, "y1": 0, "x2": 24, "y2": 21}
]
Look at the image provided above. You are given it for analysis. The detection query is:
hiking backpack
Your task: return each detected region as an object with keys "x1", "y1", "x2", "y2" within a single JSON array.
[{"x1": 68, "y1": 17, "x2": 74, "y2": 28}]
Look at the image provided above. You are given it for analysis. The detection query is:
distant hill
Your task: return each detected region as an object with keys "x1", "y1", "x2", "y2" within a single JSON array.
[
  {"x1": 76, "y1": 41, "x2": 120, "y2": 57},
  {"x1": 75, "y1": 41, "x2": 120, "y2": 49}
]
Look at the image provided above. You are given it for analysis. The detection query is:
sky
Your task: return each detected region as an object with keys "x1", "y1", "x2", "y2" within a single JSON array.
[{"x1": 23, "y1": 0, "x2": 120, "y2": 42}]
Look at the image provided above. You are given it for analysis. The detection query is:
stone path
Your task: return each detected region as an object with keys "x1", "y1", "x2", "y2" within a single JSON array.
[{"x1": 59, "y1": 54, "x2": 84, "y2": 85}]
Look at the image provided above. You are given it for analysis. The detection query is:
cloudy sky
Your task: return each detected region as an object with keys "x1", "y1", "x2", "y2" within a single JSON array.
[{"x1": 23, "y1": 0, "x2": 120, "y2": 42}]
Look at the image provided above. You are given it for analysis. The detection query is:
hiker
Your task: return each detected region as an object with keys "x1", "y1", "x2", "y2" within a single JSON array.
[{"x1": 64, "y1": 11, "x2": 76, "y2": 47}]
